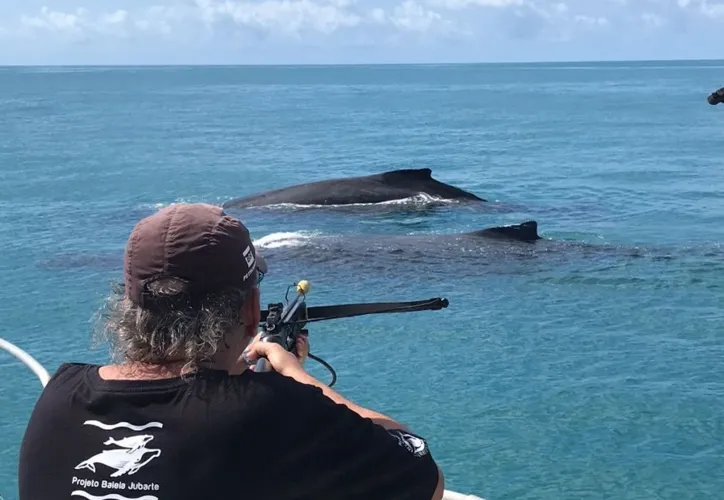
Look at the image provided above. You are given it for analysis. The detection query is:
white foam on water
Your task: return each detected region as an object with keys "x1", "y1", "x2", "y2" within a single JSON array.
[
  {"x1": 137, "y1": 199, "x2": 202, "y2": 212},
  {"x1": 230, "y1": 193, "x2": 460, "y2": 209},
  {"x1": 139, "y1": 194, "x2": 461, "y2": 214},
  {"x1": 253, "y1": 231, "x2": 322, "y2": 249}
]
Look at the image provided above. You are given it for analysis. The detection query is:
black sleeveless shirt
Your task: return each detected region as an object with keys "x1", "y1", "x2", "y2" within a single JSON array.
[{"x1": 18, "y1": 363, "x2": 440, "y2": 500}]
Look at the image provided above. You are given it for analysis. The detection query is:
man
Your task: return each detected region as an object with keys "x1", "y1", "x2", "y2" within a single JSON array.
[{"x1": 18, "y1": 202, "x2": 445, "y2": 500}]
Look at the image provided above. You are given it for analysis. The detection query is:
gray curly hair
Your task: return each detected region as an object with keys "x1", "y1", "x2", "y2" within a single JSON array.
[{"x1": 93, "y1": 277, "x2": 249, "y2": 374}]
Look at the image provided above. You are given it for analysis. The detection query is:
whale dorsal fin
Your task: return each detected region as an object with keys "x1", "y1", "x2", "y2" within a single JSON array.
[{"x1": 379, "y1": 168, "x2": 433, "y2": 183}]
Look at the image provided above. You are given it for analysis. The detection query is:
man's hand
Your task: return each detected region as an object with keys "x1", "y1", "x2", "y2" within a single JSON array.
[
  {"x1": 295, "y1": 333, "x2": 309, "y2": 366},
  {"x1": 242, "y1": 332, "x2": 305, "y2": 377}
]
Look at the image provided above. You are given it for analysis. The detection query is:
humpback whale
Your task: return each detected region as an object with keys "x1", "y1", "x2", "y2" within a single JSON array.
[
  {"x1": 253, "y1": 219, "x2": 662, "y2": 282},
  {"x1": 222, "y1": 168, "x2": 486, "y2": 208},
  {"x1": 466, "y1": 220, "x2": 541, "y2": 242},
  {"x1": 39, "y1": 220, "x2": 666, "y2": 285},
  {"x1": 707, "y1": 87, "x2": 724, "y2": 105},
  {"x1": 36, "y1": 221, "x2": 540, "y2": 273}
]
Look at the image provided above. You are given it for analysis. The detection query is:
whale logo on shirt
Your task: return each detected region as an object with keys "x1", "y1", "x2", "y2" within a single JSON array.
[
  {"x1": 388, "y1": 429, "x2": 429, "y2": 458},
  {"x1": 74, "y1": 421, "x2": 163, "y2": 478}
]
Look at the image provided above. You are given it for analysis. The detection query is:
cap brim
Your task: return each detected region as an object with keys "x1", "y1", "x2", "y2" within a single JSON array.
[{"x1": 255, "y1": 251, "x2": 268, "y2": 274}]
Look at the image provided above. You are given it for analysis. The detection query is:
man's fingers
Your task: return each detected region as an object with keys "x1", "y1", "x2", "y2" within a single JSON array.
[
  {"x1": 295, "y1": 337, "x2": 309, "y2": 364},
  {"x1": 242, "y1": 334, "x2": 268, "y2": 363}
]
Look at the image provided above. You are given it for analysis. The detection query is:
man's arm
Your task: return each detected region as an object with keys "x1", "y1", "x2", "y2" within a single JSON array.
[
  {"x1": 433, "y1": 467, "x2": 446, "y2": 500},
  {"x1": 287, "y1": 368, "x2": 412, "y2": 431},
  {"x1": 243, "y1": 336, "x2": 444, "y2": 499},
  {"x1": 261, "y1": 370, "x2": 444, "y2": 500},
  {"x1": 288, "y1": 368, "x2": 446, "y2": 498}
]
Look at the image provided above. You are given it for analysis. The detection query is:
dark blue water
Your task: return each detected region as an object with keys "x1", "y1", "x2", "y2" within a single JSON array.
[{"x1": 2, "y1": 61, "x2": 724, "y2": 500}]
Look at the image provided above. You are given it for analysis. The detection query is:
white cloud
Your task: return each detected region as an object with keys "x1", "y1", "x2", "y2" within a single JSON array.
[
  {"x1": 427, "y1": 0, "x2": 525, "y2": 8},
  {"x1": 700, "y1": 1, "x2": 724, "y2": 17},
  {"x1": 389, "y1": 0, "x2": 452, "y2": 32},
  {"x1": 675, "y1": 0, "x2": 724, "y2": 16},
  {"x1": 641, "y1": 12, "x2": 666, "y2": 26},
  {"x1": 2, "y1": 0, "x2": 724, "y2": 64},
  {"x1": 16, "y1": 6, "x2": 134, "y2": 41},
  {"x1": 574, "y1": 14, "x2": 608, "y2": 25},
  {"x1": 193, "y1": 0, "x2": 363, "y2": 35},
  {"x1": 10, "y1": 0, "x2": 462, "y2": 41},
  {"x1": 20, "y1": 6, "x2": 87, "y2": 34}
]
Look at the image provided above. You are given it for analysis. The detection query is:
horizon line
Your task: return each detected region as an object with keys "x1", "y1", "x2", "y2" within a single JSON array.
[{"x1": 2, "y1": 57, "x2": 724, "y2": 68}]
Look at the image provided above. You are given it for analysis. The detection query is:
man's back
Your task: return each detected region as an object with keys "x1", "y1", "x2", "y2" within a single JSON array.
[{"x1": 19, "y1": 363, "x2": 440, "y2": 500}]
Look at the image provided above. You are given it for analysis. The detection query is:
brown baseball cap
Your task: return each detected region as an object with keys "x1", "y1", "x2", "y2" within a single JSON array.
[{"x1": 124, "y1": 203, "x2": 267, "y2": 307}]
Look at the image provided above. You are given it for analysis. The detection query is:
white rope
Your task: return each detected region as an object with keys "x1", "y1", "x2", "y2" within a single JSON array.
[
  {"x1": 0, "y1": 337, "x2": 484, "y2": 499},
  {"x1": 0, "y1": 337, "x2": 50, "y2": 387}
]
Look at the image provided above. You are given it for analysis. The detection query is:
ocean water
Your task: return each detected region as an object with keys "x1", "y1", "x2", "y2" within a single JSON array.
[{"x1": 1, "y1": 61, "x2": 724, "y2": 500}]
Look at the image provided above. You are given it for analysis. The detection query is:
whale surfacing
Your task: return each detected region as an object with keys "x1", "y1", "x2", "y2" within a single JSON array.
[
  {"x1": 466, "y1": 220, "x2": 541, "y2": 243},
  {"x1": 222, "y1": 168, "x2": 486, "y2": 208},
  {"x1": 708, "y1": 87, "x2": 724, "y2": 105}
]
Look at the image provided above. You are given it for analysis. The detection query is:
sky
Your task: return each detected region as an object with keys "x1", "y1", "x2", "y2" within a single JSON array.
[{"x1": 1, "y1": 0, "x2": 724, "y2": 65}]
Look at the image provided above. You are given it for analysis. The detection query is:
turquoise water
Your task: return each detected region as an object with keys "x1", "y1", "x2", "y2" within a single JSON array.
[{"x1": 2, "y1": 61, "x2": 724, "y2": 499}]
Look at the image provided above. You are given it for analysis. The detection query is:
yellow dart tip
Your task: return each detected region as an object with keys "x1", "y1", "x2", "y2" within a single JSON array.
[{"x1": 297, "y1": 280, "x2": 311, "y2": 294}]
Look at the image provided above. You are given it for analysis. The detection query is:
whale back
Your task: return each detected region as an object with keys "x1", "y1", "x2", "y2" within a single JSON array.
[
  {"x1": 223, "y1": 168, "x2": 485, "y2": 208},
  {"x1": 377, "y1": 168, "x2": 434, "y2": 183},
  {"x1": 468, "y1": 220, "x2": 541, "y2": 242},
  {"x1": 373, "y1": 168, "x2": 484, "y2": 201}
]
